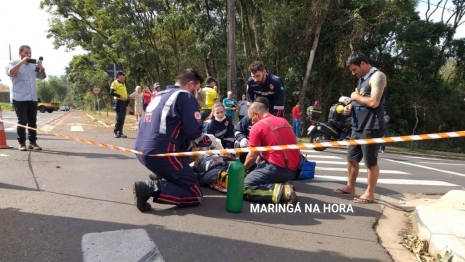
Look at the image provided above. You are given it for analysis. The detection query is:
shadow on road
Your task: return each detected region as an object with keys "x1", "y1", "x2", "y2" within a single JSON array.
[
  {"x1": 0, "y1": 207, "x2": 387, "y2": 262},
  {"x1": 31, "y1": 149, "x2": 135, "y2": 160}
]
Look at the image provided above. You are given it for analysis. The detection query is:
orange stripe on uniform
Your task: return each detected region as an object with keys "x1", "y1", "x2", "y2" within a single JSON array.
[
  {"x1": 171, "y1": 121, "x2": 182, "y2": 138},
  {"x1": 172, "y1": 144, "x2": 184, "y2": 169},
  {"x1": 166, "y1": 143, "x2": 180, "y2": 171}
]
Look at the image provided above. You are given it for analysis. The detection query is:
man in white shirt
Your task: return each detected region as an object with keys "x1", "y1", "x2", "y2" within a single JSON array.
[{"x1": 6, "y1": 45, "x2": 46, "y2": 151}]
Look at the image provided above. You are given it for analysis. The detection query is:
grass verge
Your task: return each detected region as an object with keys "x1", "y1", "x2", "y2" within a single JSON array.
[{"x1": 0, "y1": 102, "x2": 13, "y2": 111}]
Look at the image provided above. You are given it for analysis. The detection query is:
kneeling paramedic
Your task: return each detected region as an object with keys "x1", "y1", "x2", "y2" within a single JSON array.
[
  {"x1": 132, "y1": 69, "x2": 222, "y2": 212},
  {"x1": 243, "y1": 102, "x2": 299, "y2": 205},
  {"x1": 233, "y1": 97, "x2": 270, "y2": 164}
]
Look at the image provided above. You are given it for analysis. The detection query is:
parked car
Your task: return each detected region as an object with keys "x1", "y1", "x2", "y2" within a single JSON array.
[
  {"x1": 38, "y1": 101, "x2": 60, "y2": 113},
  {"x1": 59, "y1": 106, "x2": 70, "y2": 111}
]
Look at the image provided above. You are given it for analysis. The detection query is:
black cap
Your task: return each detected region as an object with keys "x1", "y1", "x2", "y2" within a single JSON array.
[
  {"x1": 206, "y1": 76, "x2": 216, "y2": 84},
  {"x1": 116, "y1": 71, "x2": 125, "y2": 76}
]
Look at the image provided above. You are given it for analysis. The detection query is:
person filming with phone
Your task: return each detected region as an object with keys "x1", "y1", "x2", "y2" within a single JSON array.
[{"x1": 5, "y1": 45, "x2": 46, "y2": 151}]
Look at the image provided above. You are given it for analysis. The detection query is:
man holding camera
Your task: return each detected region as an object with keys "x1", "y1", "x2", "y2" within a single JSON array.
[{"x1": 6, "y1": 45, "x2": 46, "y2": 151}]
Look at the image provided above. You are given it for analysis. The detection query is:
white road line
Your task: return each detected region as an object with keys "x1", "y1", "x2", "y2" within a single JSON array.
[
  {"x1": 300, "y1": 150, "x2": 321, "y2": 154},
  {"x1": 382, "y1": 158, "x2": 465, "y2": 178},
  {"x1": 40, "y1": 124, "x2": 55, "y2": 131},
  {"x1": 313, "y1": 160, "x2": 348, "y2": 165},
  {"x1": 316, "y1": 167, "x2": 410, "y2": 175},
  {"x1": 82, "y1": 229, "x2": 164, "y2": 262},
  {"x1": 305, "y1": 155, "x2": 342, "y2": 159},
  {"x1": 71, "y1": 126, "x2": 84, "y2": 131},
  {"x1": 312, "y1": 175, "x2": 458, "y2": 186},
  {"x1": 395, "y1": 155, "x2": 443, "y2": 161},
  {"x1": 418, "y1": 162, "x2": 465, "y2": 166}
]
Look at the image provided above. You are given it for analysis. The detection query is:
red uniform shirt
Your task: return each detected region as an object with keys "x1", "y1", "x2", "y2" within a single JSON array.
[
  {"x1": 249, "y1": 114, "x2": 300, "y2": 169},
  {"x1": 292, "y1": 105, "x2": 301, "y2": 119}
]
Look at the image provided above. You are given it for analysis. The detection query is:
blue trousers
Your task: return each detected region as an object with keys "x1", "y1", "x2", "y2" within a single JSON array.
[
  {"x1": 380, "y1": 129, "x2": 389, "y2": 151},
  {"x1": 138, "y1": 155, "x2": 203, "y2": 207},
  {"x1": 292, "y1": 119, "x2": 301, "y2": 137},
  {"x1": 244, "y1": 161, "x2": 296, "y2": 204}
]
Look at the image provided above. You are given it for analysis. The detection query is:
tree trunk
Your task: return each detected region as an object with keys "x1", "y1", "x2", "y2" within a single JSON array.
[
  {"x1": 299, "y1": 0, "x2": 331, "y2": 114},
  {"x1": 251, "y1": 7, "x2": 262, "y2": 61}
]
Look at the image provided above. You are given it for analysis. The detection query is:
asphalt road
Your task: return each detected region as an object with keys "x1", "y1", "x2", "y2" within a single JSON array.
[{"x1": 0, "y1": 110, "x2": 463, "y2": 262}]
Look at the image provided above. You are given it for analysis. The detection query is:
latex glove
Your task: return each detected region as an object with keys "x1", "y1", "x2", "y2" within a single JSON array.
[
  {"x1": 240, "y1": 138, "x2": 249, "y2": 148},
  {"x1": 206, "y1": 134, "x2": 221, "y2": 149},
  {"x1": 214, "y1": 138, "x2": 224, "y2": 150}
]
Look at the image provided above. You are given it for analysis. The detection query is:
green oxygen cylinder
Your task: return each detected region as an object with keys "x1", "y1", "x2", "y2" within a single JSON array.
[{"x1": 226, "y1": 155, "x2": 245, "y2": 213}]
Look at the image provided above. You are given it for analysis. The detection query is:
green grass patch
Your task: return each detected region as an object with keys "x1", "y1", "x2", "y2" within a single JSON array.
[{"x1": 0, "y1": 102, "x2": 13, "y2": 111}]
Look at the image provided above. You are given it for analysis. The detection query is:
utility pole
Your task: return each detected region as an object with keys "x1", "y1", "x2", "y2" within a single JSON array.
[{"x1": 227, "y1": 0, "x2": 237, "y2": 98}]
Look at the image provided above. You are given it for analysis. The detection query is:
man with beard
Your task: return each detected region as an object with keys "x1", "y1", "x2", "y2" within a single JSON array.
[{"x1": 246, "y1": 61, "x2": 285, "y2": 117}]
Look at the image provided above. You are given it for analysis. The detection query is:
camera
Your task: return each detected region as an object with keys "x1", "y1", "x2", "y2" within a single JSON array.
[{"x1": 27, "y1": 59, "x2": 37, "y2": 64}]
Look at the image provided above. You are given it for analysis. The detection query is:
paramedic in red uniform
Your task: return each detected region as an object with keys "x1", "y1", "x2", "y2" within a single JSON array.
[
  {"x1": 243, "y1": 101, "x2": 299, "y2": 205},
  {"x1": 132, "y1": 69, "x2": 222, "y2": 212}
]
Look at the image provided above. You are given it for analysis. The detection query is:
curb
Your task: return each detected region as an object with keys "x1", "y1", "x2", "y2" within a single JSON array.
[
  {"x1": 412, "y1": 190, "x2": 465, "y2": 262},
  {"x1": 85, "y1": 114, "x2": 110, "y2": 128},
  {"x1": 45, "y1": 111, "x2": 71, "y2": 125}
]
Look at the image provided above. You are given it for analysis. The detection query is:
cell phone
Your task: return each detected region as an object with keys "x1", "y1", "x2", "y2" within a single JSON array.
[{"x1": 27, "y1": 59, "x2": 37, "y2": 64}]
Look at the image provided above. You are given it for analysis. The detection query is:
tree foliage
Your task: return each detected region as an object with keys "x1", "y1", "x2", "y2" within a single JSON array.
[{"x1": 40, "y1": 0, "x2": 465, "y2": 152}]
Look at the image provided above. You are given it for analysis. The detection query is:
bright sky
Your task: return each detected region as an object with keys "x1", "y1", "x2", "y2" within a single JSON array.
[
  {"x1": 0, "y1": 0, "x2": 85, "y2": 87},
  {"x1": 0, "y1": 0, "x2": 464, "y2": 88}
]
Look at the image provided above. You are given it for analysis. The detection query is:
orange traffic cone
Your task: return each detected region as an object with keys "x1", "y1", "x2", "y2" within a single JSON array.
[{"x1": 0, "y1": 106, "x2": 13, "y2": 149}]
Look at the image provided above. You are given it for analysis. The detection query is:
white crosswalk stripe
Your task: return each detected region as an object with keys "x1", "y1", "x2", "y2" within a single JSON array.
[
  {"x1": 316, "y1": 167, "x2": 410, "y2": 175},
  {"x1": 305, "y1": 155, "x2": 342, "y2": 159},
  {"x1": 311, "y1": 175, "x2": 458, "y2": 186},
  {"x1": 307, "y1": 151, "x2": 460, "y2": 187}
]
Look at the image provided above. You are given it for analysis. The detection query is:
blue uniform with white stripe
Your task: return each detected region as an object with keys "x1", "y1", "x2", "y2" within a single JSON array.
[
  {"x1": 134, "y1": 85, "x2": 213, "y2": 207},
  {"x1": 203, "y1": 116, "x2": 235, "y2": 148},
  {"x1": 246, "y1": 73, "x2": 285, "y2": 117}
]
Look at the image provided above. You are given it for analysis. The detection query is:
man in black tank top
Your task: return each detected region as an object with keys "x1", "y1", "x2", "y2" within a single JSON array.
[{"x1": 332, "y1": 52, "x2": 387, "y2": 204}]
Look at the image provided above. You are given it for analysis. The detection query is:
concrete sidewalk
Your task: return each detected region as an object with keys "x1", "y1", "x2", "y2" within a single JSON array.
[{"x1": 413, "y1": 190, "x2": 465, "y2": 261}]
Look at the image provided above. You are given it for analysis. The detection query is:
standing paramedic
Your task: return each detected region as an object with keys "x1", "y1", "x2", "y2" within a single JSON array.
[
  {"x1": 332, "y1": 52, "x2": 387, "y2": 204},
  {"x1": 132, "y1": 69, "x2": 222, "y2": 212},
  {"x1": 243, "y1": 101, "x2": 299, "y2": 206},
  {"x1": 246, "y1": 61, "x2": 285, "y2": 117},
  {"x1": 6, "y1": 45, "x2": 46, "y2": 151},
  {"x1": 110, "y1": 71, "x2": 129, "y2": 138}
]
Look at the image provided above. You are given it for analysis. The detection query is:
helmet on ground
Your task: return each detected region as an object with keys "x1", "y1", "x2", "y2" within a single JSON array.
[{"x1": 338, "y1": 96, "x2": 350, "y2": 106}]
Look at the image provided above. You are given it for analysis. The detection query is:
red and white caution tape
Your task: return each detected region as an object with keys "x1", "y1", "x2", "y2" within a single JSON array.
[
  {"x1": 1, "y1": 118, "x2": 464, "y2": 157},
  {"x1": 151, "y1": 131, "x2": 465, "y2": 157},
  {"x1": 0, "y1": 120, "x2": 142, "y2": 155}
]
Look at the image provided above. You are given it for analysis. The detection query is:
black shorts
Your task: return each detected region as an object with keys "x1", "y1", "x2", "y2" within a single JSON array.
[{"x1": 347, "y1": 129, "x2": 384, "y2": 167}]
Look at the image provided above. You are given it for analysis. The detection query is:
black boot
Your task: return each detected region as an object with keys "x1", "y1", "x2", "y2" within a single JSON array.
[
  {"x1": 119, "y1": 131, "x2": 127, "y2": 138},
  {"x1": 148, "y1": 172, "x2": 159, "y2": 181},
  {"x1": 132, "y1": 180, "x2": 161, "y2": 212},
  {"x1": 114, "y1": 124, "x2": 121, "y2": 138},
  {"x1": 118, "y1": 125, "x2": 127, "y2": 138}
]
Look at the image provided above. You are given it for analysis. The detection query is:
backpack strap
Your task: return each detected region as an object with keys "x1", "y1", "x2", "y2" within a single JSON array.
[{"x1": 260, "y1": 118, "x2": 290, "y2": 168}]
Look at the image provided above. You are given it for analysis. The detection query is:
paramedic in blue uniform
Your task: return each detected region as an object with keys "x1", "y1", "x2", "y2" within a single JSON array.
[
  {"x1": 203, "y1": 103, "x2": 235, "y2": 149},
  {"x1": 246, "y1": 61, "x2": 285, "y2": 117},
  {"x1": 132, "y1": 69, "x2": 222, "y2": 212}
]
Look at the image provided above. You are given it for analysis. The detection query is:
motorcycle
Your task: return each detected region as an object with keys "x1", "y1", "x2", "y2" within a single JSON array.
[{"x1": 307, "y1": 119, "x2": 352, "y2": 151}]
